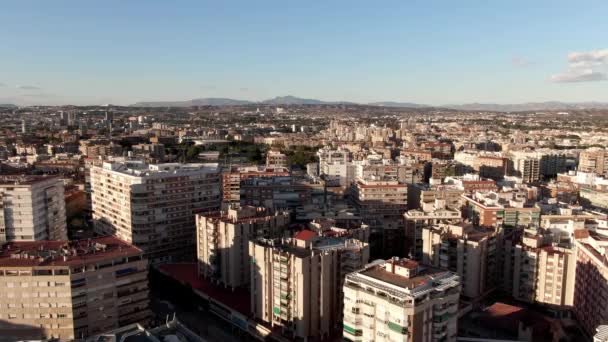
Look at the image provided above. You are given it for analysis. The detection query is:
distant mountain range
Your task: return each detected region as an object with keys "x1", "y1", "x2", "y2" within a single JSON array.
[
  {"x1": 367, "y1": 101, "x2": 430, "y2": 108},
  {"x1": 0, "y1": 104, "x2": 17, "y2": 108},
  {"x1": 132, "y1": 98, "x2": 253, "y2": 107},
  {"x1": 262, "y1": 95, "x2": 356, "y2": 105},
  {"x1": 131, "y1": 96, "x2": 608, "y2": 111}
]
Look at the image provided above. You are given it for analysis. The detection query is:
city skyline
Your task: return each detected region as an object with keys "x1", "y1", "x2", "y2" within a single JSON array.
[{"x1": 1, "y1": 1, "x2": 608, "y2": 106}]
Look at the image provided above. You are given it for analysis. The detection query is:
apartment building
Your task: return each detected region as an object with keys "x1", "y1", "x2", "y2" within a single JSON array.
[
  {"x1": 90, "y1": 160, "x2": 221, "y2": 262},
  {"x1": 573, "y1": 229, "x2": 608, "y2": 338},
  {"x1": 407, "y1": 183, "x2": 465, "y2": 210},
  {"x1": 239, "y1": 176, "x2": 311, "y2": 209},
  {"x1": 508, "y1": 229, "x2": 576, "y2": 309},
  {"x1": 419, "y1": 141, "x2": 453, "y2": 159},
  {"x1": 579, "y1": 185, "x2": 608, "y2": 211},
  {"x1": 0, "y1": 236, "x2": 150, "y2": 341},
  {"x1": 355, "y1": 159, "x2": 423, "y2": 185},
  {"x1": 317, "y1": 147, "x2": 354, "y2": 187},
  {"x1": 343, "y1": 258, "x2": 461, "y2": 342},
  {"x1": 221, "y1": 165, "x2": 290, "y2": 204},
  {"x1": 513, "y1": 157, "x2": 541, "y2": 183},
  {"x1": 352, "y1": 177, "x2": 408, "y2": 257},
  {"x1": 579, "y1": 148, "x2": 608, "y2": 177},
  {"x1": 478, "y1": 156, "x2": 508, "y2": 179},
  {"x1": 444, "y1": 175, "x2": 498, "y2": 194},
  {"x1": 0, "y1": 176, "x2": 67, "y2": 242},
  {"x1": 266, "y1": 150, "x2": 288, "y2": 169},
  {"x1": 79, "y1": 139, "x2": 123, "y2": 159},
  {"x1": 463, "y1": 191, "x2": 541, "y2": 228},
  {"x1": 307, "y1": 218, "x2": 370, "y2": 243},
  {"x1": 404, "y1": 201, "x2": 462, "y2": 261},
  {"x1": 196, "y1": 205, "x2": 290, "y2": 289},
  {"x1": 400, "y1": 149, "x2": 433, "y2": 162},
  {"x1": 131, "y1": 143, "x2": 165, "y2": 162},
  {"x1": 509, "y1": 150, "x2": 569, "y2": 182},
  {"x1": 429, "y1": 159, "x2": 460, "y2": 180},
  {"x1": 249, "y1": 232, "x2": 369, "y2": 340},
  {"x1": 352, "y1": 177, "x2": 408, "y2": 219},
  {"x1": 84, "y1": 158, "x2": 104, "y2": 219},
  {"x1": 422, "y1": 223, "x2": 498, "y2": 299}
]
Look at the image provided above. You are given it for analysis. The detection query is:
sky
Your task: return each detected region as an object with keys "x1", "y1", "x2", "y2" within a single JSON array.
[{"x1": 0, "y1": 1, "x2": 607, "y2": 106}]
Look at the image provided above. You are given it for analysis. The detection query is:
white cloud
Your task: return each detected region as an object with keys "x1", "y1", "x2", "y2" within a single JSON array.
[
  {"x1": 551, "y1": 69, "x2": 607, "y2": 83},
  {"x1": 568, "y1": 49, "x2": 608, "y2": 68},
  {"x1": 551, "y1": 49, "x2": 608, "y2": 83}
]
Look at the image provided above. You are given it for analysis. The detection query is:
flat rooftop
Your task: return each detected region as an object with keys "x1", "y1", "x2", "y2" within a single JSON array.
[
  {"x1": 0, "y1": 236, "x2": 143, "y2": 268},
  {"x1": 360, "y1": 263, "x2": 450, "y2": 290},
  {"x1": 102, "y1": 161, "x2": 219, "y2": 177},
  {"x1": 0, "y1": 175, "x2": 61, "y2": 186}
]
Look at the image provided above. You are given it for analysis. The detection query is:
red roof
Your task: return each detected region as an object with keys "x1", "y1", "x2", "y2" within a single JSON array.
[
  {"x1": 574, "y1": 229, "x2": 590, "y2": 240},
  {"x1": 479, "y1": 302, "x2": 553, "y2": 341},
  {"x1": 0, "y1": 236, "x2": 143, "y2": 268},
  {"x1": 157, "y1": 263, "x2": 250, "y2": 316},
  {"x1": 294, "y1": 230, "x2": 317, "y2": 241}
]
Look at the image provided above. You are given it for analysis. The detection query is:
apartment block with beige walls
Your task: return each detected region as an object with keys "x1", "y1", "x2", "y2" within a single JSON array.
[
  {"x1": 90, "y1": 160, "x2": 221, "y2": 262},
  {"x1": 196, "y1": 205, "x2": 290, "y2": 289},
  {"x1": 507, "y1": 228, "x2": 576, "y2": 310},
  {"x1": 0, "y1": 175, "x2": 67, "y2": 242},
  {"x1": 0, "y1": 236, "x2": 150, "y2": 341},
  {"x1": 249, "y1": 231, "x2": 369, "y2": 340},
  {"x1": 421, "y1": 223, "x2": 499, "y2": 299},
  {"x1": 343, "y1": 258, "x2": 461, "y2": 342}
]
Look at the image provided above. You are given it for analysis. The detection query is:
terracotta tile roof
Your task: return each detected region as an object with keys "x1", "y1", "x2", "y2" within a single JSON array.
[{"x1": 294, "y1": 229, "x2": 317, "y2": 241}]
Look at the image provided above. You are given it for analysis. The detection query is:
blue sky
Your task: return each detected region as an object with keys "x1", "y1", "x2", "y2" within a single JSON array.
[{"x1": 1, "y1": 1, "x2": 607, "y2": 105}]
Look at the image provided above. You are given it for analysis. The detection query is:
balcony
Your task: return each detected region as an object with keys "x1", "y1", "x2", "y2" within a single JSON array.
[
  {"x1": 433, "y1": 329, "x2": 447, "y2": 340},
  {"x1": 343, "y1": 324, "x2": 363, "y2": 337},
  {"x1": 387, "y1": 321, "x2": 408, "y2": 335},
  {"x1": 434, "y1": 306, "x2": 448, "y2": 316}
]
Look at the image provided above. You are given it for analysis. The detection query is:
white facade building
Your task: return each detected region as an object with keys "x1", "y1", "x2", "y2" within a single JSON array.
[
  {"x1": 0, "y1": 176, "x2": 67, "y2": 242},
  {"x1": 343, "y1": 258, "x2": 461, "y2": 342},
  {"x1": 90, "y1": 160, "x2": 221, "y2": 262}
]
